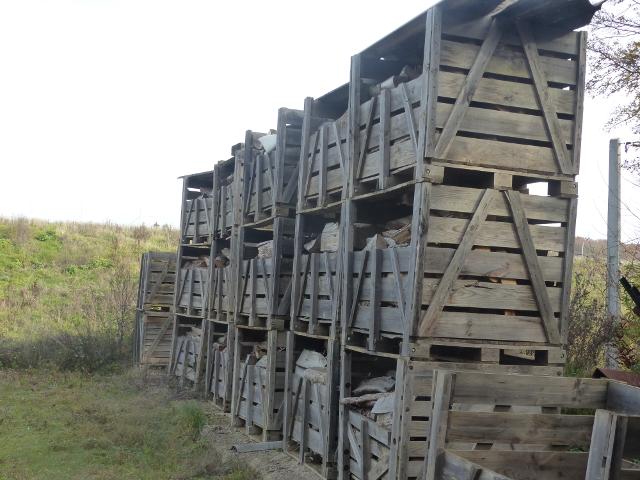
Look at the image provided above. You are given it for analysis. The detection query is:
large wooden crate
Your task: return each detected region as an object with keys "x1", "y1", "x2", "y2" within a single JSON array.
[
  {"x1": 290, "y1": 206, "x2": 346, "y2": 337},
  {"x1": 135, "y1": 312, "x2": 175, "y2": 370},
  {"x1": 235, "y1": 217, "x2": 295, "y2": 329},
  {"x1": 169, "y1": 316, "x2": 206, "y2": 384},
  {"x1": 136, "y1": 251, "x2": 177, "y2": 312},
  {"x1": 297, "y1": 92, "x2": 350, "y2": 212},
  {"x1": 341, "y1": 180, "x2": 576, "y2": 356},
  {"x1": 282, "y1": 332, "x2": 340, "y2": 479},
  {"x1": 231, "y1": 328, "x2": 287, "y2": 442},
  {"x1": 242, "y1": 109, "x2": 304, "y2": 225},
  {"x1": 204, "y1": 320, "x2": 236, "y2": 411},
  {"x1": 349, "y1": 4, "x2": 587, "y2": 197},
  {"x1": 174, "y1": 245, "x2": 211, "y2": 318},
  {"x1": 212, "y1": 154, "x2": 242, "y2": 240},
  {"x1": 180, "y1": 170, "x2": 216, "y2": 245},
  {"x1": 338, "y1": 347, "x2": 565, "y2": 480},
  {"x1": 425, "y1": 370, "x2": 640, "y2": 480}
]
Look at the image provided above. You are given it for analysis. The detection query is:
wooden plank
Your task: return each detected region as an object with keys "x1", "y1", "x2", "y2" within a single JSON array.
[
  {"x1": 420, "y1": 5, "x2": 442, "y2": 166},
  {"x1": 399, "y1": 82, "x2": 419, "y2": 162},
  {"x1": 572, "y1": 31, "x2": 587, "y2": 173},
  {"x1": 507, "y1": 190, "x2": 561, "y2": 344},
  {"x1": 299, "y1": 379, "x2": 310, "y2": 463},
  {"x1": 586, "y1": 410, "x2": 626, "y2": 480},
  {"x1": 389, "y1": 247, "x2": 406, "y2": 329},
  {"x1": 142, "y1": 314, "x2": 173, "y2": 363},
  {"x1": 369, "y1": 248, "x2": 382, "y2": 351},
  {"x1": 607, "y1": 382, "x2": 640, "y2": 416},
  {"x1": 448, "y1": 411, "x2": 594, "y2": 445},
  {"x1": 297, "y1": 98, "x2": 314, "y2": 211},
  {"x1": 418, "y1": 188, "x2": 497, "y2": 337},
  {"x1": 348, "y1": 250, "x2": 369, "y2": 328},
  {"x1": 434, "y1": 18, "x2": 502, "y2": 160},
  {"x1": 439, "y1": 40, "x2": 578, "y2": 87},
  {"x1": 332, "y1": 121, "x2": 348, "y2": 199},
  {"x1": 437, "y1": 70, "x2": 577, "y2": 115},
  {"x1": 451, "y1": 451, "x2": 589, "y2": 480},
  {"x1": 356, "y1": 95, "x2": 377, "y2": 179},
  {"x1": 450, "y1": 372, "x2": 608, "y2": 408},
  {"x1": 361, "y1": 418, "x2": 371, "y2": 480},
  {"x1": 516, "y1": 20, "x2": 573, "y2": 175},
  {"x1": 303, "y1": 132, "x2": 320, "y2": 200},
  {"x1": 319, "y1": 125, "x2": 328, "y2": 207},
  {"x1": 379, "y1": 88, "x2": 391, "y2": 190},
  {"x1": 406, "y1": 182, "x2": 431, "y2": 353},
  {"x1": 441, "y1": 451, "x2": 512, "y2": 480},
  {"x1": 425, "y1": 370, "x2": 455, "y2": 480},
  {"x1": 560, "y1": 197, "x2": 577, "y2": 343},
  {"x1": 146, "y1": 259, "x2": 175, "y2": 304},
  {"x1": 348, "y1": 55, "x2": 362, "y2": 198},
  {"x1": 309, "y1": 253, "x2": 319, "y2": 334}
]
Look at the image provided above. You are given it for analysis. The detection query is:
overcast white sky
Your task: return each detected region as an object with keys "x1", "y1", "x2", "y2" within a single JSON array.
[{"x1": 0, "y1": 0, "x2": 638, "y2": 241}]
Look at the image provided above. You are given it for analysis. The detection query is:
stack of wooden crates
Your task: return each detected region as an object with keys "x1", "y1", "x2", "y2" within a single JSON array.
[{"x1": 133, "y1": 1, "x2": 636, "y2": 479}]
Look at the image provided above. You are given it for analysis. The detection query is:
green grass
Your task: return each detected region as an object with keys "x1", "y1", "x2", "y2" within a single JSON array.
[
  {"x1": 0, "y1": 369, "x2": 257, "y2": 480},
  {"x1": 0, "y1": 217, "x2": 180, "y2": 371}
]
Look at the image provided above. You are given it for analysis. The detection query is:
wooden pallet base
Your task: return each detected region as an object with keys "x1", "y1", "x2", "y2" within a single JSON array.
[
  {"x1": 244, "y1": 206, "x2": 294, "y2": 228},
  {"x1": 292, "y1": 319, "x2": 332, "y2": 337},
  {"x1": 235, "y1": 314, "x2": 287, "y2": 330},
  {"x1": 410, "y1": 339, "x2": 565, "y2": 367}
]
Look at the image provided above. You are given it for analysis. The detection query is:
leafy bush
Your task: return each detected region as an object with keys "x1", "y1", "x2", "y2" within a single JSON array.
[{"x1": 35, "y1": 229, "x2": 57, "y2": 242}]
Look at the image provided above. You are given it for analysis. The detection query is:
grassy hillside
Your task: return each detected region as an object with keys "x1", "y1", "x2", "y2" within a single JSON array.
[{"x1": 0, "y1": 216, "x2": 178, "y2": 371}]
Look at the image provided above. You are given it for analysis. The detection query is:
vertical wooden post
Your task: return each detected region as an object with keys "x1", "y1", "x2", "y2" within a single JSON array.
[
  {"x1": 298, "y1": 98, "x2": 314, "y2": 212},
  {"x1": 282, "y1": 331, "x2": 296, "y2": 450},
  {"x1": 404, "y1": 182, "x2": 431, "y2": 354},
  {"x1": 379, "y1": 88, "x2": 391, "y2": 190},
  {"x1": 419, "y1": 5, "x2": 442, "y2": 171},
  {"x1": 338, "y1": 346, "x2": 352, "y2": 480},
  {"x1": 275, "y1": 108, "x2": 287, "y2": 204},
  {"x1": 572, "y1": 31, "x2": 587, "y2": 174},
  {"x1": 341, "y1": 200, "x2": 356, "y2": 343},
  {"x1": 348, "y1": 55, "x2": 362, "y2": 198},
  {"x1": 291, "y1": 213, "x2": 305, "y2": 327},
  {"x1": 264, "y1": 330, "x2": 279, "y2": 431}
]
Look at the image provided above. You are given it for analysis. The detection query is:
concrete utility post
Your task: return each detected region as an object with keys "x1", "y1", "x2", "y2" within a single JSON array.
[{"x1": 606, "y1": 138, "x2": 621, "y2": 369}]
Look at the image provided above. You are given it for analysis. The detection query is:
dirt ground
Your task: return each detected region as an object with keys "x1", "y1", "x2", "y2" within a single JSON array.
[{"x1": 201, "y1": 407, "x2": 320, "y2": 480}]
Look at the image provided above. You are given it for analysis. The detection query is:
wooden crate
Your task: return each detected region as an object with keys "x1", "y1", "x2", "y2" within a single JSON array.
[
  {"x1": 204, "y1": 320, "x2": 236, "y2": 411},
  {"x1": 425, "y1": 370, "x2": 640, "y2": 480},
  {"x1": 231, "y1": 328, "x2": 287, "y2": 442},
  {"x1": 349, "y1": 4, "x2": 587, "y2": 195},
  {"x1": 235, "y1": 217, "x2": 295, "y2": 329},
  {"x1": 174, "y1": 245, "x2": 211, "y2": 318},
  {"x1": 297, "y1": 92, "x2": 350, "y2": 212},
  {"x1": 242, "y1": 108, "x2": 304, "y2": 225},
  {"x1": 338, "y1": 348, "x2": 565, "y2": 480},
  {"x1": 180, "y1": 170, "x2": 216, "y2": 245},
  {"x1": 290, "y1": 207, "x2": 346, "y2": 337},
  {"x1": 282, "y1": 332, "x2": 340, "y2": 479},
  {"x1": 136, "y1": 312, "x2": 175, "y2": 369},
  {"x1": 341, "y1": 180, "x2": 576, "y2": 356},
  {"x1": 136, "y1": 251, "x2": 176, "y2": 312},
  {"x1": 213, "y1": 147, "x2": 245, "y2": 240},
  {"x1": 169, "y1": 316, "x2": 206, "y2": 384}
]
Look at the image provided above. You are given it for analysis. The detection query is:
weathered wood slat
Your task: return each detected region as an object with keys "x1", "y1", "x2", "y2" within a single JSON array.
[
  {"x1": 507, "y1": 190, "x2": 561, "y2": 344},
  {"x1": 434, "y1": 18, "x2": 503, "y2": 159},
  {"x1": 517, "y1": 21, "x2": 573, "y2": 175},
  {"x1": 418, "y1": 189, "x2": 497, "y2": 337}
]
